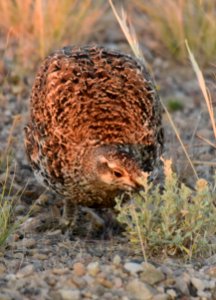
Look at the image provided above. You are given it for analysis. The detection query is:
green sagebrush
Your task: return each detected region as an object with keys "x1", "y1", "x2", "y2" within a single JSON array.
[{"x1": 116, "y1": 159, "x2": 216, "y2": 259}]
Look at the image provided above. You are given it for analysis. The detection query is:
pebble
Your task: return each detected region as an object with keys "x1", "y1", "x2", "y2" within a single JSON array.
[
  {"x1": 114, "y1": 277, "x2": 123, "y2": 288},
  {"x1": 52, "y1": 268, "x2": 69, "y2": 275},
  {"x1": 96, "y1": 276, "x2": 113, "y2": 288},
  {"x1": 113, "y1": 255, "x2": 121, "y2": 266},
  {"x1": 73, "y1": 262, "x2": 86, "y2": 277},
  {"x1": 124, "y1": 262, "x2": 143, "y2": 274},
  {"x1": 166, "y1": 289, "x2": 177, "y2": 298},
  {"x1": 191, "y1": 277, "x2": 205, "y2": 291},
  {"x1": 0, "y1": 263, "x2": 6, "y2": 274},
  {"x1": 5, "y1": 274, "x2": 17, "y2": 281},
  {"x1": 0, "y1": 293, "x2": 11, "y2": 300},
  {"x1": 206, "y1": 266, "x2": 216, "y2": 277},
  {"x1": 16, "y1": 264, "x2": 34, "y2": 278},
  {"x1": 21, "y1": 238, "x2": 36, "y2": 248},
  {"x1": 58, "y1": 289, "x2": 81, "y2": 300},
  {"x1": 87, "y1": 262, "x2": 100, "y2": 276},
  {"x1": 83, "y1": 274, "x2": 96, "y2": 286},
  {"x1": 68, "y1": 275, "x2": 86, "y2": 289},
  {"x1": 45, "y1": 275, "x2": 57, "y2": 286},
  {"x1": 154, "y1": 294, "x2": 169, "y2": 300},
  {"x1": 33, "y1": 253, "x2": 48, "y2": 260},
  {"x1": 127, "y1": 279, "x2": 156, "y2": 300},
  {"x1": 140, "y1": 263, "x2": 165, "y2": 285},
  {"x1": 175, "y1": 277, "x2": 189, "y2": 295}
]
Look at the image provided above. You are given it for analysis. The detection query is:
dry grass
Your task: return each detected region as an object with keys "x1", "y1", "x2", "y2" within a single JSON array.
[
  {"x1": 109, "y1": 0, "x2": 143, "y2": 63},
  {"x1": 186, "y1": 40, "x2": 216, "y2": 144},
  {"x1": 133, "y1": 0, "x2": 216, "y2": 65},
  {"x1": 0, "y1": 160, "x2": 22, "y2": 248},
  {"x1": 0, "y1": 0, "x2": 105, "y2": 66},
  {"x1": 0, "y1": 117, "x2": 27, "y2": 248}
]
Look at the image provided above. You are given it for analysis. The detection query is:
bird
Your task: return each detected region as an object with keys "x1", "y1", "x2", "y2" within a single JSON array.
[{"x1": 24, "y1": 45, "x2": 164, "y2": 225}]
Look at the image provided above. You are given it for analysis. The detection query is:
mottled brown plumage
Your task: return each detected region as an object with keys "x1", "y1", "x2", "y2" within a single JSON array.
[{"x1": 25, "y1": 45, "x2": 163, "y2": 212}]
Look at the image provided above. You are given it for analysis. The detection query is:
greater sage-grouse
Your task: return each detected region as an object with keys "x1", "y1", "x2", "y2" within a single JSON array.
[{"x1": 25, "y1": 45, "x2": 164, "y2": 219}]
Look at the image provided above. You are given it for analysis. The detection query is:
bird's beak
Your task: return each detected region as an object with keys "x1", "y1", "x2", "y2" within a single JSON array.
[{"x1": 133, "y1": 171, "x2": 148, "y2": 190}]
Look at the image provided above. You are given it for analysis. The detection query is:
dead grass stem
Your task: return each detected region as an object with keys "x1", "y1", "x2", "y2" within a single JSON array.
[{"x1": 186, "y1": 40, "x2": 216, "y2": 143}]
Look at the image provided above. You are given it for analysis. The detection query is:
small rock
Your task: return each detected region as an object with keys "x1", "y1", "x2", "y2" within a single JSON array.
[
  {"x1": 159, "y1": 265, "x2": 173, "y2": 278},
  {"x1": 124, "y1": 262, "x2": 143, "y2": 275},
  {"x1": 127, "y1": 279, "x2": 156, "y2": 300},
  {"x1": 21, "y1": 238, "x2": 36, "y2": 249},
  {"x1": 197, "y1": 290, "x2": 211, "y2": 299},
  {"x1": 87, "y1": 261, "x2": 100, "y2": 276},
  {"x1": 175, "y1": 277, "x2": 189, "y2": 295},
  {"x1": 52, "y1": 268, "x2": 69, "y2": 275},
  {"x1": 83, "y1": 274, "x2": 95, "y2": 286},
  {"x1": 208, "y1": 280, "x2": 216, "y2": 289},
  {"x1": 114, "y1": 277, "x2": 123, "y2": 288},
  {"x1": 68, "y1": 275, "x2": 86, "y2": 289},
  {"x1": 73, "y1": 262, "x2": 86, "y2": 277},
  {"x1": 16, "y1": 264, "x2": 34, "y2": 278},
  {"x1": 113, "y1": 255, "x2": 121, "y2": 265},
  {"x1": 166, "y1": 289, "x2": 177, "y2": 298},
  {"x1": 97, "y1": 277, "x2": 113, "y2": 288},
  {"x1": 206, "y1": 266, "x2": 216, "y2": 277},
  {"x1": 181, "y1": 272, "x2": 191, "y2": 284},
  {"x1": 141, "y1": 263, "x2": 165, "y2": 285},
  {"x1": 5, "y1": 274, "x2": 17, "y2": 281},
  {"x1": 191, "y1": 277, "x2": 205, "y2": 291},
  {"x1": 45, "y1": 275, "x2": 57, "y2": 286},
  {"x1": 153, "y1": 294, "x2": 169, "y2": 300},
  {"x1": 0, "y1": 263, "x2": 6, "y2": 274},
  {"x1": 33, "y1": 253, "x2": 48, "y2": 260},
  {"x1": 58, "y1": 289, "x2": 80, "y2": 300},
  {"x1": 205, "y1": 253, "x2": 216, "y2": 265},
  {"x1": 103, "y1": 292, "x2": 115, "y2": 299},
  {"x1": 0, "y1": 293, "x2": 11, "y2": 300}
]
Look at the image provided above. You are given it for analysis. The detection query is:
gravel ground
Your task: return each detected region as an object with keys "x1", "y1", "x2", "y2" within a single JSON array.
[
  {"x1": 1, "y1": 231, "x2": 216, "y2": 300},
  {"x1": 0, "y1": 13, "x2": 216, "y2": 299}
]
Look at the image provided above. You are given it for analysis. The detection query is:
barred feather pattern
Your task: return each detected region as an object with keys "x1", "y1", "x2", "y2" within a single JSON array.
[{"x1": 25, "y1": 45, "x2": 164, "y2": 208}]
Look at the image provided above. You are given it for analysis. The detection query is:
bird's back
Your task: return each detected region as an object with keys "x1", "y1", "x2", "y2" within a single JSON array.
[{"x1": 25, "y1": 45, "x2": 163, "y2": 197}]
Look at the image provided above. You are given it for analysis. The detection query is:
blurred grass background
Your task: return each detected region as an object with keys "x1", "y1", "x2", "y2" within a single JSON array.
[
  {"x1": 0, "y1": 0, "x2": 105, "y2": 67},
  {"x1": 1, "y1": 0, "x2": 216, "y2": 67},
  {"x1": 133, "y1": 0, "x2": 216, "y2": 65}
]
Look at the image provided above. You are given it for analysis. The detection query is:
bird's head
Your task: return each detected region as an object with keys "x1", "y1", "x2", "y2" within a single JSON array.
[{"x1": 88, "y1": 145, "x2": 148, "y2": 192}]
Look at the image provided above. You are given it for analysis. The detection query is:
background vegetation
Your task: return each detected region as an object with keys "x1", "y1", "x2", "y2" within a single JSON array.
[{"x1": 133, "y1": 0, "x2": 216, "y2": 65}]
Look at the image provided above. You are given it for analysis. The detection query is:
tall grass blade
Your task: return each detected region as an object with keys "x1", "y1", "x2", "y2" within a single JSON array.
[{"x1": 186, "y1": 40, "x2": 216, "y2": 142}]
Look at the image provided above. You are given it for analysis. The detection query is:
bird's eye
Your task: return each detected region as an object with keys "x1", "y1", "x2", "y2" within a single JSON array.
[{"x1": 113, "y1": 170, "x2": 123, "y2": 178}]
